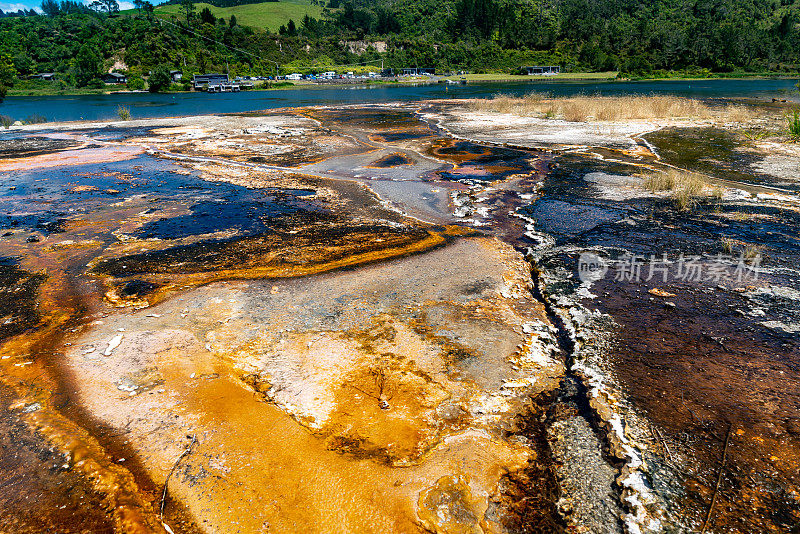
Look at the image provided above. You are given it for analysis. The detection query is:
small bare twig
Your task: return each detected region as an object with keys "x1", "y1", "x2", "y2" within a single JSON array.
[
  {"x1": 160, "y1": 434, "x2": 197, "y2": 519},
  {"x1": 651, "y1": 423, "x2": 675, "y2": 464},
  {"x1": 700, "y1": 422, "x2": 732, "y2": 534},
  {"x1": 370, "y1": 365, "x2": 395, "y2": 409},
  {"x1": 345, "y1": 364, "x2": 395, "y2": 410}
]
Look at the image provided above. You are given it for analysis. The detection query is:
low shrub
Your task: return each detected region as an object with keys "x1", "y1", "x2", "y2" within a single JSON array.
[{"x1": 117, "y1": 105, "x2": 131, "y2": 121}]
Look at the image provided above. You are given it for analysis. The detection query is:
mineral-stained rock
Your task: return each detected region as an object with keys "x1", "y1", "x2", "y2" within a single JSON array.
[
  {"x1": 61, "y1": 236, "x2": 563, "y2": 533},
  {"x1": 417, "y1": 475, "x2": 482, "y2": 534}
]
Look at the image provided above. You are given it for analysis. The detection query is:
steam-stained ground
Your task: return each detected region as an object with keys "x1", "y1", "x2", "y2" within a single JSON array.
[{"x1": 0, "y1": 98, "x2": 798, "y2": 533}]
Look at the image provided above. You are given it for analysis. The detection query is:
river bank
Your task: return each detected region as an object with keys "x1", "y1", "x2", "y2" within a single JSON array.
[
  {"x1": 3, "y1": 78, "x2": 800, "y2": 124},
  {"x1": 6, "y1": 71, "x2": 799, "y2": 100},
  {"x1": 5, "y1": 72, "x2": 617, "y2": 99}
]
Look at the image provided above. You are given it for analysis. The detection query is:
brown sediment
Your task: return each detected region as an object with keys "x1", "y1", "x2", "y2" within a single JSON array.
[
  {"x1": 0, "y1": 263, "x2": 46, "y2": 343},
  {"x1": 366, "y1": 152, "x2": 415, "y2": 168},
  {"x1": 370, "y1": 130, "x2": 436, "y2": 143},
  {"x1": 0, "y1": 222, "x2": 205, "y2": 532},
  {"x1": 526, "y1": 157, "x2": 800, "y2": 530},
  {"x1": 424, "y1": 138, "x2": 543, "y2": 185},
  {"x1": 91, "y1": 225, "x2": 473, "y2": 308},
  {"x1": 491, "y1": 391, "x2": 565, "y2": 533},
  {"x1": 428, "y1": 138, "x2": 497, "y2": 164},
  {"x1": 0, "y1": 280, "x2": 170, "y2": 534},
  {"x1": 591, "y1": 275, "x2": 800, "y2": 531},
  {"x1": 0, "y1": 383, "x2": 117, "y2": 533},
  {"x1": 22, "y1": 402, "x2": 168, "y2": 533},
  {"x1": 0, "y1": 136, "x2": 82, "y2": 159}
]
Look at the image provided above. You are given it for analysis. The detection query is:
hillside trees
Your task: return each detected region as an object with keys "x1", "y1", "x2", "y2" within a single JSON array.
[
  {"x1": 453, "y1": 0, "x2": 496, "y2": 40},
  {"x1": 200, "y1": 6, "x2": 216, "y2": 24},
  {"x1": 1, "y1": 0, "x2": 799, "y2": 90},
  {"x1": 0, "y1": 53, "x2": 16, "y2": 101},
  {"x1": 148, "y1": 64, "x2": 171, "y2": 91},
  {"x1": 180, "y1": 0, "x2": 195, "y2": 24},
  {"x1": 89, "y1": 0, "x2": 119, "y2": 14},
  {"x1": 74, "y1": 43, "x2": 102, "y2": 86}
]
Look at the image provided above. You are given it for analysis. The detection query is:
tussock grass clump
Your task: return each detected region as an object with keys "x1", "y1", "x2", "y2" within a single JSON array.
[
  {"x1": 743, "y1": 243, "x2": 764, "y2": 262},
  {"x1": 723, "y1": 104, "x2": 756, "y2": 124},
  {"x1": 786, "y1": 108, "x2": 800, "y2": 140},
  {"x1": 673, "y1": 183, "x2": 702, "y2": 211},
  {"x1": 0, "y1": 115, "x2": 13, "y2": 129},
  {"x1": 117, "y1": 105, "x2": 131, "y2": 121},
  {"x1": 472, "y1": 94, "x2": 754, "y2": 123},
  {"x1": 718, "y1": 238, "x2": 764, "y2": 263},
  {"x1": 720, "y1": 237, "x2": 736, "y2": 254},
  {"x1": 643, "y1": 169, "x2": 715, "y2": 211},
  {"x1": 643, "y1": 171, "x2": 677, "y2": 192},
  {"x1": 24, "y1": 114, "x2": 47, "y2": 124},
  {"x1": 720, "y1": 238, "x2": 764, "y2": 262}
]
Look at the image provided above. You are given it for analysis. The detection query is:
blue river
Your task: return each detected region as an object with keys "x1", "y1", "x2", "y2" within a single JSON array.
[{"x1": 1, "y1": 78, "x2": 798, "y2": 122}]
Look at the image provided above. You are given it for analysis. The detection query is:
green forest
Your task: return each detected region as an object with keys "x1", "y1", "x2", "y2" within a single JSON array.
[{"x1": 1, "y1": 0, "x2": 799, "y2": 99}]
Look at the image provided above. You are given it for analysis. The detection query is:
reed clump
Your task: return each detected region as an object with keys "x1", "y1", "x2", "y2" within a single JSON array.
[
  {"x1": 117, "y1": 105, "x2": 131, "y2": 121},
  {"x1": 473, "y1": 94, "x2": 754, "y2": 123},
  {"x1": 786, "y1": 108, "x2": 800, "y2": 140},
  {"x1": 743, "y1": 243, "x2": 764, "y2": 262},
  {"x1": 720, "y1": 237, "x2": 736, "y2": 254},
  {"x1": 643, "y1": 169, "x2": 714, "y2": 211},
  {"x1": 24, "y1": 113, "x2": 47, "y2": 124},
  {"x1": 719, "y1": 238, "x2": 763, "y2": 263}
]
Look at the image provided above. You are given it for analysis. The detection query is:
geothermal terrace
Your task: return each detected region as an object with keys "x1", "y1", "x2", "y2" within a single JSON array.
[{"x1": 0, "y1": 98, "x2": 798, "y2": 533}]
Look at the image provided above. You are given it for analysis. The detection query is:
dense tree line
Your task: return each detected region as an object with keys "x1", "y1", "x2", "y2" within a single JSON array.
[
  {"x1": 0, "y1": 8, "x2": 40, "y2": 17},
  {"x1": 321, "y1": 0, "x2": 800, "y2": 73},
  {"x1": 0, "y1": 0, "x2": 798, "y2": 100},
  {"x1": 163, "y1": 0, "x2": 279, "y2": 7}
]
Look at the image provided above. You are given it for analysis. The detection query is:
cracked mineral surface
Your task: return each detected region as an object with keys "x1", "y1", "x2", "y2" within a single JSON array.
[{"x1": 1, "y1": 100, "x2": 799, "y2": 533}]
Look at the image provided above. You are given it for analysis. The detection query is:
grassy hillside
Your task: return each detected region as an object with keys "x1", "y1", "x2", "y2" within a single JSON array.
[{"x1": 153, "y1": 0, "x2": 325, "y2": 31}]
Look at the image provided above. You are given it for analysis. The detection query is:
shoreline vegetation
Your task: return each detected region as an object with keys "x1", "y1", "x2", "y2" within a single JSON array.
[
  {"x1": 6, "y1": 70, "x2": 800, "y2": 98},
  {"x1": 0, "y1": 92, "x2": 782, "y2": 133},
  {"x1": 471, "y1": 94, "x2": 757, "y2": 122},
  {"x1": 3, "y1": 0, "x2": 800, "y2": 104}
]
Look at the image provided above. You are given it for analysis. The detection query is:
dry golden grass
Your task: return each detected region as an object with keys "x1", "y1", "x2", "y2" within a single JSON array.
[
  {"x1": 472, "y1": 94, "x2": 754, "y2": 123},
  {"x1": 642, "y1": 169, "x2": 716, "y2": 210},
  {"x1": 720, "y1": 237, "x2": 736, "y2": 254},
  {"x1": 743, "y1": 243, "x2": 764, "y2": 262},
  {"x1": 718, "y1": 238, "x2": 763, "y2": 262},
  {"x1": 724, "y1": 104, "x2": 757, "y2": 124},
  {"x1": 673, "y1": 184, "x2": 701, "y2": 211},
  {"x1": 643, "y1": 171, "x2": 677, "y2": 192}
]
